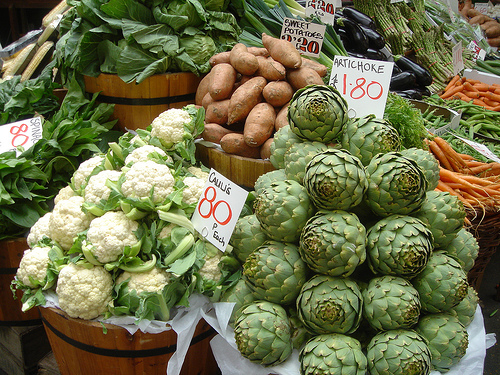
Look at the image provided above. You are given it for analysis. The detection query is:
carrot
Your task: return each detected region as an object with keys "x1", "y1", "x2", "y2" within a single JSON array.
[
  {"x1": 440, "y1": 84, "x2": 464, "y2": 99},
  {"x1": 463, "y1": 81, "x2": 479, "y2": 92},
  {"x1": 429, "y1": 140, "x2": 454, "y2": 170},
  {"x1": 463, "y1": 90, "x2": 481, "y2": 99},
  {"x1": 444, "y1": 74, "x2": 461, "y2": 92},
  {"x1": 483, "y1": 90, "x2": 500, "y2": 103},
  {"x1": 433, "y1": 136, "x2": 468, "y2": 169},
  {"x1": 472, "y1": 82, "x2": 491, "y2": 92},
  {"x1": 482, "y1": 97, "x2": 500, "y2": 107}
]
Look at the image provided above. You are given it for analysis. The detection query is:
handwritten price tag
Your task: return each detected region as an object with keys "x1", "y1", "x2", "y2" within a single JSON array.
[
  {"x1": 305, "y1": 0, "x2": 340, "y2": 24},
  {"x1": 329, "y1": 55, "x2": 393, "y2": 118},
  {"x1": 191, "y1": 169, "x2": 248, "y2": 252},
  {"x1": 467, "y1": 40, "x2": 486, "y2": 62},
  {"x1": 452, "y1": 41, "x2": 465, "y2": 76},
  {"x1": 0, "y1": 117, "x2": 43, "y2": 155},
  {"x1": 280, "y1": 17, "x2": 326, "y2": 58},
  {"x1": 453, "y1": 135, "x2": 500, "y2": 163}
]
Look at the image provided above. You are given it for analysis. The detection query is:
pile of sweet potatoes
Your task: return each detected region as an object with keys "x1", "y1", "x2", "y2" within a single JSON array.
[{"x1": 196, "y1": 33, "x2": 328, "y2": 159}]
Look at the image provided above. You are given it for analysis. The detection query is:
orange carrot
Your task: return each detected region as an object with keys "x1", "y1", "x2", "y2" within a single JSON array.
[
  {"x1": 444, "y1": 74, "x2": 461, "y2": 91},
  {"x1": 433, "y1": 137, "x2": 468, "y2": 169},
  {"x1": 472, "y1": 83, "x2": 491, "y2": 91},
  {"x1": 463, "y1": 81, "x2": 479, "y2": 92},
  {"x1": 440, "y1": 84, "x2": 464, "y2": 99},
  {"x1": 429, "y1": 141, "x2": 454, "y2": 170}
]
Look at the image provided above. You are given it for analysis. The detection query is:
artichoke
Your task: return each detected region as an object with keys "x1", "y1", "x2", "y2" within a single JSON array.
[
  {"x1": 449, "y1": 285, "x2": 479, "y2": 328},
  {"x1": 254, "y1": 169, "x2": 287, "y2": 195},
  {"x1": 444, "y1": 227, "x2": 480, "y2": 273},
  {"x1": 415, "y1": 313, "x2": 469, "y2": 373},
  {"x1": 365, "y1": 152, "x2": 428, "y2": 217},
  {"x1": 296, "y1": 275, "x2": 363, "y2": 335},
  {"x1": 340, "y1": 114, "x2": 401, "y2": 166},
  {"x1": 253, "y1": 179, "x2": 315, "y2": 243},
  {"x1": 233, "y1": 300, "x2": 293, "y2": 366},
  {"x1": 220, "y1": 277, "x2": 256, "y2": 323},
  {"x1": 242, "y1": 240, "x2": 309, "y2": 305},
  {"x1": 366, "y1": 215, "x2": 434, "y2": 279},
  {"x1": 412, "y1": 191, "x2": 466, "y2": 250},
  {"x1": 284, "y1": 141, "x2": 330, "y2": 183},
  {"x1": 366, "y1": 329, "x2": 432, "y2": 375},
  {"x1": 363, "y1": 275, "x2": 421, "y2": 331},
  {"x1": 287, "y1": 84, "x2": 349, "y2": 143},
  {"x1": 412, "y1": 251, "x2": 469, "y2": 313},
  {"x1": 299, "y1": 333, "x2": 368, "y2": 375},
  {"x1": 299, "y1": 210, "x2": 366, "y2": 277},
  {"x1": 288, "y1": 307, "x2": 314, "y2": 350},
  {"x1": 400, "y1": 147, "x2": 440, "y2": 191},
  {"x1": 269, "y1": 125, "x2": 302, "y2": 169},
  {"x1": 230, "y1": 214, "x2": 269, "y2": 264},
  {"x1": 303, "y1": 149, "x2": 368, "y2": 211}
]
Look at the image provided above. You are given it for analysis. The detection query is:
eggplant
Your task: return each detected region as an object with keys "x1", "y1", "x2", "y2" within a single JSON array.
[
  {"x1": 334, "y1": 17, "x2": 369, "y2": 54},
  {"x1": 359, "y1": 24, "x2": 386, "y2": 50},
  {"x1": 336, "y1": 28, "x2": 354, "y2": 51},
  {"x1": 342, "y1": 7, "x2": 376, "y2": 29},
  {"x1": 392, "y1": 89, "x2": 423, "y2": 100},
  {"x1": 364, "y1": 48, "x2": 389, "y2": 61},
  {"x1": 392, "y1": 64, "x2": 403, "y2": 75},
  {"x1": 394, "y1": 55, "x2": 433, "y2": 87},
  {"x1": 390, "y1": 71, "x2": 417, "y2": 91},
  {"x1": 347, "y1": 51, "x2": 366, "y2": 59}
]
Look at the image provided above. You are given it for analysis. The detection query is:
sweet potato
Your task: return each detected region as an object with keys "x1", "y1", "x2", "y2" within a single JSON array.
[
  {"x1": 227, "y1": 76, "x2": 267, "y2": 125},
  {"x1": 300, "y1": 57, "x2": 328, "y2": 77},
  {"x1": 220, "y1": 133, "x2": 262, "y2": 158},
  {"x1": 287, "y1": 66, "x2": 325, "y2": 91},
  {"x1": 202, "y1": 91, "x2": 215, "y2": 109},
  {"x1": 247, "y1": 46, "x2": 270, "y2": 57},
  {"x1": 205, "y1": 99, "x2": 230, "y2": 125},
  {"x1": 229, "y1": 43, "x2": 259, "y2": 76},
  {"x1": 255, "y1": 56, "x2": 286, "y2": 81},
  {"x1": 262, "y1": 33, "x2": 302, "y2": 69},
  {"x1": 208, "y1": 63, "x2": 237, "y2": 101},
  {"x1": 202, "y1": 122, "x2": 236, "y2": 144},
  {"x1": 275, "y1": 103, "x2": 289, "y2": 131},
  {"x1": 244, "y1": 102, "x2": 276, "y2": 147},
  {"x1": 263, "y1": 81, "x2": 294, "y2": 107},
  {"x1": 260, "y1": 137, "x2": 274, "y2": 159},
  {"x1": 195, "y1": 73, "x2": 212, "y2": 106},
  {"x1": 209, "y1": 51, "x2": 231, "y2": 66}
]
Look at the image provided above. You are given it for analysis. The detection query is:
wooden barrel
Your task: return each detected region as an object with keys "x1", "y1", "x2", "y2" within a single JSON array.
[
  {"x1": 84, "y1": 72, "x2": 202, "y2": 132},
  {"x1": 40, "y1": 307, "x2": 220, "y2": 375},
  {"x1": 0, "y1": 238, "x2": 42, "y2": 325}
]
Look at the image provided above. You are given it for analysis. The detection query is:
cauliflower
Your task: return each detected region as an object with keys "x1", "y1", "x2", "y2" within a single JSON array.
[
  {"x1": 83, "y1": 169, "x2": 122, "y2": 205},
  {"x1": 116, "y1": 267, "x2": 171, "y2": 294},
  {"x1": 187, "y1": 166, "x2": 209, "y2": 180},
  {"x1": 54, "y1": 185, "x2": 78, "y2": 205},
  {"x1": 27, "y1": 212, "x2": 52, "y2": 247},
  {"x1": 85, "y1": 211, "x2": 140, "y2": 264},
  {"x1": 198, "y1": 248, "x2": 223, "y2": 281},
  {"x1": 124, "y1": 145, "x2": 171, "y2": 166},
  {"x1": 121, "y1": 160, "x2": 175, "y2": 204},
  {"x1": 71, "y1": 155, "x2": 105, "y2": 191},
  {"x1": 49, "y1": 196, "x2": 94, "y2": 251},
  {"x1": 56, "y1": 263, "x2": 113, "y2": 320},
  {"x1": 158, "y1": 223, "x2": 177, "y2": 239},
  {"x1": 182, "y1": 176, "x2": 206, "y2": 205},
  {"x1": 150, "y1": 108, "x2": 192, "y2": 148},
  {"x1": 16, "y1": 246, "x2": 52, "y2": 287}
]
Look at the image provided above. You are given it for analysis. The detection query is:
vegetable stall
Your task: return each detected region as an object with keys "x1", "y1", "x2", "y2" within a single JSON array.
[{"x1": 0, "y1": 0, "x2": 499, "y2": 374}]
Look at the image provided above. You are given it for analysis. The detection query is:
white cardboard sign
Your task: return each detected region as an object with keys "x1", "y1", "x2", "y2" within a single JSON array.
[
  {"x1": 0, "y1": 117, "x2": 43, "y2": 155},
  {"x1": 280, "y1": 17, "x2": 326, "y2": 58}
]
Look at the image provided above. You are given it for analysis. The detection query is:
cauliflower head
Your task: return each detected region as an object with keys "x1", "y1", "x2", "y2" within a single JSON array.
[
  {"x1": 83, "y1": 169, "x2": 122, "y2": 205},
  {"x1": 86, "y1": 211, "x2": 140, "y2": 264},
  {"x1": 116, "y1": 267, "x2": 171, "y2": 294},
  {"x1": 187, "y1": 166, "x2": 209, "y2": 180},
  {"x1": 121, "y1": 160, "x2": 175, "y2": 204},
  {"x1": 150, "y1": 108, "x2": 192, "y2": 147},
  {"x1": 49, "y1": 196, "x2": 94, "y2": 251},
  {"x1": 27, "y1": 212, "x2": 52, "y2": 247},
  {"x1": 124, "y1": 145, "x2": 171, "y2": 166},
  {"x1": 16, "y1": 246, "x2": 51, "y2": 287},
  {"x1": 182, "y1": 176, "x2": 206, "y2": 205},
  {"x1": 56, "y1": 263, "x2": 113, "y2": 320},
  {"x1": 71, "y1": 155, "x2": 105, "y2": 191},
  {"x1": 54, "y1": 185, "x2": 78, "y2": 205},
  {"x1": 198, "y1": 248, "x2": 223, "y2": 281}
]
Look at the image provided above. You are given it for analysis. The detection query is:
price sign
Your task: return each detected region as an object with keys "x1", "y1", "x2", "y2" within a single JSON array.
[
  {"x1": 0, "y1": 117, "x2": 43, "y2": 155},
  {"x1": 453, "y1": 135, "x2": 500, "y2": 163},
  {"x1": 452, "y1": 41, "x2": 465, "y2": 76},
  {"x1": 280, "y1": 17, "x2": 326, "y2": 58},
  {"x1": 305, "y1": 0, "x2": 339, "y2": 24},
  {"x1": 446, "y1": 0, "x2": 457, "y2": 22},
  {"x1": 329, "y1": 55, "x2": 393, "y2": 118},
  {"x1": 475, "y1": 3, "x2": 489, "y2": 14},
  {"x1": 191, "y1": 169, "x2": 248, "y2": 252},
  {"x1": 467, "y1": 40, "x2": 486, "y2": 62}
]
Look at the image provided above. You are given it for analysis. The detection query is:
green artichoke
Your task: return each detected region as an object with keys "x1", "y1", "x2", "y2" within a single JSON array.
[
  {"x1": 449, "y1": 285, "x2": 479, "y2": 328},
  {"x1": 400, "y1": 147, "x2": 440, "y2": 191},
  {"x1": 296, "y1": 275, "x2": 363, "y2": 335},
  {"x1": 444, "y1": 227, "x2": 480, "y2": 273},
  {"x1": 303, "y1": 149, "x2": 368, "y2": 211},
  {"x1": 220, "y1": 278, "x2": 256, "y2": 323},
  {"x1": 366, "y1": 215, "x2": 434, "y2": 279},
  {"x1": 299, "y1": 210, "x2": 366, "y2": 277},
  {"x1": 412, "y1": 251, "x2": 469, "y2": 313},
  {"x1": 340, "y1": 114, "x2": 401, "y2": 166},
  {"x1": 269, "y1": 125, "x2": 303, "y2": 169},
  {"x1": 415, "y1": 313, "x2": 469, "y2": 373},
  {"x1": 254, "y1": 169, "x2": 287, "y2": 195},
  {"x1": 363, "y1": 275, "x2": 421, "y2": 331},
  {"x1": 230, "y1": 214, "x2": 269, "y2": 264},
  {"x1": 284, "y1": 141, "x2": 330, "y2": 183},
  {"x1": 287, "y1": 84, "x2": 349, "y2": 143},
  {"x1": 233, "y1": 300, "x2": 293, "y2": 366},
  {"x1": 412, "y1": 191, "x2": 466, "y2": 250},
  {"x1": 288, "y1": 307, "x2": 314, "y2": 350},
  {"x1": 366, "y1": 329, "x2": 432, "y2": 375},
  {"x1": 242, "y1": 240, "x2": 309, "y2": 305},
  {"x1": 365, "y1": 152, "x2": 428, "y2": 217},
  {"x1": 253, "y1": 179, "x2": 315, "y2": 243},
  {"x1": 299, "y1": 333, "x2": 368, "y2": 375}
]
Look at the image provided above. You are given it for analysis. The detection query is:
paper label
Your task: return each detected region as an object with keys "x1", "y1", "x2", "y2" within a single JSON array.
[
  {"x1": 191, "y1": 169, "x2": 248, "y2": 252},
  {"x1": 304, "y1": 0, "x2": 339, "y2": 24},
  {"x1": 475, "y1": 3, "x2": 489, "y2": 14},
  {"x1": 453, "y1": 41, "x2": 465, "y2": 76},
  {"x1": 280, "y1": 17, "x2": 326, "y2": 58},
  {"x1": 454, "y1": 135, "x2": 500, "y2": 163},
  {"x1": 467, "y1": 40, "x2": 487, "y2": 62},
  {"x1": 0, "y1": 117, "x2": 43, "y2": 155}
]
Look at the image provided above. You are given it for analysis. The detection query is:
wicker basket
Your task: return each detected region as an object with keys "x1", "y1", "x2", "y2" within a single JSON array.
[{"x1": 465, "y1": 205, "x2": 500, "y2": 291}]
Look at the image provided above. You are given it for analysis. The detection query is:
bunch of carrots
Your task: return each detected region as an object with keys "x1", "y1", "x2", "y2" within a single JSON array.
[
  {"x1": 426, "y1": 136, "x2": 500, "y2": 213},
  {"x1": 439, "y1": 75, "x2": 500, "y2": 111}
]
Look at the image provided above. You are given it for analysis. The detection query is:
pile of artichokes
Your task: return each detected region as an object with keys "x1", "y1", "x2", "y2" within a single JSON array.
[{"x1": 224, "y1": 85, "x2": 480, "y2": 375}]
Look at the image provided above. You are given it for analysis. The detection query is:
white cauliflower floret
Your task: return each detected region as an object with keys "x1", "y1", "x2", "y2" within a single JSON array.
[
  {"x1": 158, "y1": 223, "x2": 177, "y2": 239},
  {"x1": 124, "y1": 145, "x2": 171, "y2": 165},
  {"x1": 86, "y1": 211, "x2": 139, "y2": 263},
  {"x1": 121, "y1": 160, "x2": 175, "y2": 204},
  {"x1": 199, "y1": 249, "x2": 223, "y2": 281},
  {"x1": 150, "y1": 108, "x2": 192, "y2": 147},
  {"x1": 187, "y1": 166, "x2": 209, "y2": 180},
  {"x1": 49, "y1": 196, "x2": 94, "y2": 251},
  {"x1": 56, "y1": 263, "x2": 113, "y2": 320},
  {"x1": 83, "y1": 170, "x2": 122, "y2": 205},
  {"x1": 16, "y1": 246, "x2": 51, "y2": 287},
  {"x1": 54, "y1": 185, "x2": 77, "y2": 205},
  {"x1": 182, "y1": 176, "x2": 206, "y2": 205},
  {"x1": 27, "y1": 212, "x2": 52, "y2": 247},
  {"x1": 116, "y1": 267, "x2": 171, "y2": 294},
  {"x1": 72, "y1": 155, "x2": 105, "y2": 191}
]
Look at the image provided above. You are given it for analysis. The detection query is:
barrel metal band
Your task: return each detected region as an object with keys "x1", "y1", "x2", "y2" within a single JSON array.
[
  {"x1": 41, "y1": 315, "x2": 216, "y2": 358},
  {"x1": 0, "y1": 318, "x2": 42, "y2": 327},
  {"x1": 0, "y1": 267, "x2": 18, "y2": 274},
  {"x1": 90, "y1": 93, "x2": 196, "y2": 106}
]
